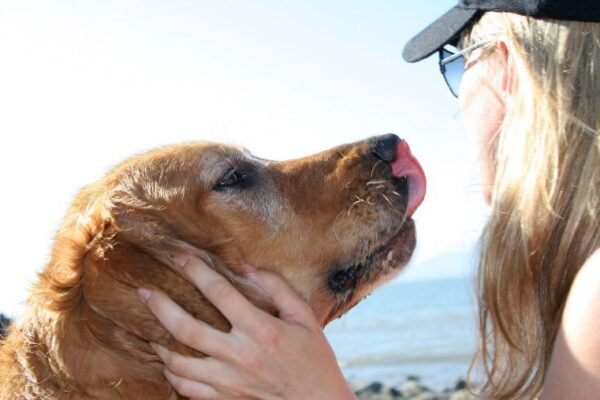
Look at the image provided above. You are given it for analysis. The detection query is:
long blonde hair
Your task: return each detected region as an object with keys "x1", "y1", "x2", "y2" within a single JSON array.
[{"x1": 465, "y1": 12, "x2": 600, "y2": 399}]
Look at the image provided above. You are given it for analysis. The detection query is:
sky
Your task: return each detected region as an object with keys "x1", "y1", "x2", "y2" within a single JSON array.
[{"x1": 0, "y1": 0, "x2": 489, "y2": 317}]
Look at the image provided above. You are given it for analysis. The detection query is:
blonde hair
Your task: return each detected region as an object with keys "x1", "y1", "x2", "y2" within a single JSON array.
[{"x1": 464, "y1": 12, "x2": 600, "y2": 399}]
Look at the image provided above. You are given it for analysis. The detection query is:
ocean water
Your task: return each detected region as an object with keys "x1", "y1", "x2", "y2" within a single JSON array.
[{"x1": 324, "y1": 276, "x2": 479, "y2": 390}]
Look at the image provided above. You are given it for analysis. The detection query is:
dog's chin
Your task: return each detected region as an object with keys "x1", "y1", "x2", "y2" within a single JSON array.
[
  {"x1": 358, "y1": 218, "x2": 416, "y2": 295},
  {"x1": 366, "y1": 218, "x2": 417, "y2": 276},
  {"x1": 364, "y1": 217, "x2": 416, "y2": 284},
  {"x1": 320, "y1": 218, "x2": 416, "y2": 326}
]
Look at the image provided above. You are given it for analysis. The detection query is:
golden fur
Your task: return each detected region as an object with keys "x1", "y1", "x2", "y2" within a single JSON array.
[{"x1": 0, "y1": 137, "x2": 418, "y2": 399}]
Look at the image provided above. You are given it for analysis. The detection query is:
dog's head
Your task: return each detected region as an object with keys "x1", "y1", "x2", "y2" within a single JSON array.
[
  {"x1": 21, "y1": 134, "x2": 426, "y2": 398},
  {"x1": 108, "y1": 134, "x2": 424, "y2": 324},
  {"x1": 42, "y1": 134, "x2": 425, "y2": 340}
]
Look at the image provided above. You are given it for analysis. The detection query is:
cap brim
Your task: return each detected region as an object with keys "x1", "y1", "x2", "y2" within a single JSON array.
[{"x1": 402, "y1": 6, "x2": 480, "y2": 63}]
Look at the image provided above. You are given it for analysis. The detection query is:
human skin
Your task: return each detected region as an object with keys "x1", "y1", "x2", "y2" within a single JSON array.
[
  {"x1": 139, "y1": 257, "x2": 357, "y2": 400},
  {"x1": 458, "y1": 41, "x2": 508, "y2": 203},
  {"x1": 541, "y1": 249, "x2": 600, "y2": 400},
  {"x1": 141, "y1": 40, "x2": 600, "y2": 399}
]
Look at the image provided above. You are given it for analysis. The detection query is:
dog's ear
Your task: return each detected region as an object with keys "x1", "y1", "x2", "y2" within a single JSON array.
[
  {"x1": 33, "y1": 198, "x2": 117, "y2": 314},
  {"x1": 65, "y1": 160, "x2": 277, "y2": 356},
  {"x1": 76, "y1": 195, "x2": 274, "y2": 348}
]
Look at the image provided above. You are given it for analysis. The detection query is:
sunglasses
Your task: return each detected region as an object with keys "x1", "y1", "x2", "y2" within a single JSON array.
[{"x1": 438, "y1": 41, "x2": 495, "y2": 98}]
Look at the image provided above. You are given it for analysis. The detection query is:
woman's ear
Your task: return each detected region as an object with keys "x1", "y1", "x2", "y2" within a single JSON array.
[{"x1": 497, "y1": 39, "x2": 517, "y2": 97}]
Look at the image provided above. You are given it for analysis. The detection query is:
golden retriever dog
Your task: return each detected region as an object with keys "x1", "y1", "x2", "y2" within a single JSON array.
[{"x1": 0, "y1": 134, "x2": 426, "y2": 399}]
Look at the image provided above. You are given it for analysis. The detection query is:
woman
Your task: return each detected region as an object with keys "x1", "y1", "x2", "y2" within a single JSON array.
[{"x1": 139, "y1": 0, "x2": 600, "y2": 398}]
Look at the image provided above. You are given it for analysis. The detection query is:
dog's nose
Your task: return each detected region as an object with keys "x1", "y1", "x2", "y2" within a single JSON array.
[{"x1": 372, "y1": 134, "x2": 400, "y2": 162}]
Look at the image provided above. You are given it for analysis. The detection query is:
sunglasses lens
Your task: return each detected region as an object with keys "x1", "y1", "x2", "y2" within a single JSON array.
[{"x1": 440, "y1": 49, "x2": 465, "y2": 97}]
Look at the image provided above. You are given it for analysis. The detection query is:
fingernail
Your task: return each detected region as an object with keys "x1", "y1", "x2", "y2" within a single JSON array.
[
  {"x1": 151, "y1": 343, "x2": 169, "y2": 359},
  {"x1": 244, "y1": 271, "x2": 259, "y2": 282},
  {"x1": 137, "y1": 287, "x2": 152, "y2": 302},
  {"x1": 244, "y1": 272, "x2": 268, "y2": 295},
  {"x1": 240, "y1": 264, "x2": 258, "y2": 273},
  {"x1": 173, "y1": 254, "x2": 189, "y2": 268}
]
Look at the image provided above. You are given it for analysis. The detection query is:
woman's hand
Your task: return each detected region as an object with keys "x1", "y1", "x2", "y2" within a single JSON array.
[{"x1": 138, "y1": 255, "x2": 356, "y2": 400}]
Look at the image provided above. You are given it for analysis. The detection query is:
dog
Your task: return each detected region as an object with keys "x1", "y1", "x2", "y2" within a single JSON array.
[{"x1": 0, "y1": 134, "x2": 426, "y2": 399}]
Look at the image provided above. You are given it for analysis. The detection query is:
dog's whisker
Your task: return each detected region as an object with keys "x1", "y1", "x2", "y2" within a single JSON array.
[
  {"x1": 381, "y1": 193, "x2": 393, "y2": 207},
  {"x1": 332, "y1": 209, "x2": 347, "y2": 247},
  {"x1": 399, "y1": 213, "x2": 408, "y2": 228},
  {"x1": 110, "y1": 378, "x2": 124, "y2": 388},
  {"x1": 366, "y1": 196, "x2": 375, "y2": 206},
  {"x1": 370, "y1": 160, "x2": 382, "y2": 178},
  {"x1": 350, "y1": 218, "x2": 360, "y2": 237},
  {"x1": 391, "y1": 191, "x2": 402, "y2": 198},
  {"x1": 365, "y1": 180, "x2": 387, "y2": 187},
  {"x1": 347, "y1": 199, "x2": 365, "y2": 216}
]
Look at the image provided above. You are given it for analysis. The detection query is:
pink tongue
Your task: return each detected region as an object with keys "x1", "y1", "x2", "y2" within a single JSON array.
[{"x1": 391, "y1": 140, "x2": 427, "y2": 217}]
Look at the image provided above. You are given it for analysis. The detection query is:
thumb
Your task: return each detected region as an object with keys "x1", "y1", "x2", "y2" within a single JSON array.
[{"x1": 246, "y1": 270, "x2": 318, "y2": 327}]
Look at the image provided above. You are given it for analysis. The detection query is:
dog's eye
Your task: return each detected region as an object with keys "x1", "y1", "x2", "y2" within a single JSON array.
[{"x1": 214, "y1": 168, "x2": 251, "y2": 190}]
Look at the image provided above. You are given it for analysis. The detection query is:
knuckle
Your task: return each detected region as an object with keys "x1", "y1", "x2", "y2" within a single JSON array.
[
  {"x1": 256, "y1": 323, "x2": 281, "y2": 343},
  {"x1": 175, "y1": 319, "x2": 200, "y2": 344},
  {"x1": 165, "y1": 353, "x2": 187, "y2": 375},
  {"x1": 182, "y1": 258, "x2": 206, "y2": 280},
  {"x1": 235, "y1": 347, "x2": 262, "y2": 371},
  {"x1": 165, "y1": 369, "x2": 217, "y2": 399},
  {"x1": 204, "y1": 277, "x2": 232, "y2": 299},
  {"x1": 173, "y1": 380, "x2": 196, "y2": 398}
]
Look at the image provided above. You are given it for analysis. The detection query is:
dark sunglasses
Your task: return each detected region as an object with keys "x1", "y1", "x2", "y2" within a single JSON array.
[{"x1": 438, "y1": 41, "x2": 494, "y2": 98}]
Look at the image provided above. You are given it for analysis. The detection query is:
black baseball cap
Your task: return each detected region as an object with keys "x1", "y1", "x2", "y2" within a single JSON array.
[{"x1": 403, "y1": 0, "x2": 600, "y2": 63}]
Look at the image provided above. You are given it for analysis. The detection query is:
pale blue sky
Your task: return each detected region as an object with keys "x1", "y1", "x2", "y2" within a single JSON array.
[{"x1": 0, "y1": 0, "x2": 488, "y2": 317}]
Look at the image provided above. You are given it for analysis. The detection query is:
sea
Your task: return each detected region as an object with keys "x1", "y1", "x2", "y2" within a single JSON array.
[{"x1": 324, "y1": 275, "x2": 479, "y2": 391}]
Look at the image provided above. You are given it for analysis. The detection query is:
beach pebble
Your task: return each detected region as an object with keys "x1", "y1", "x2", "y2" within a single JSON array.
[
  {"x1": 352, "y1": 377, "x2": 481, "y2": 400},
  {"x1": 401, "y1": 379, "x2": 431, "y2": 396},
  {"x1": 454, "y1": 379, "x2": 467, "y2": 391},
  {"x1": 355, "y1": 381, "x2": 384, "y2": 395}
]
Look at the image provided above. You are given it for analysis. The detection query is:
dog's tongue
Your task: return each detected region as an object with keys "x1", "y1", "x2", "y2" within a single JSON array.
[{"x1": 391, "y1": 140, "x2": 427, "y2": 217}]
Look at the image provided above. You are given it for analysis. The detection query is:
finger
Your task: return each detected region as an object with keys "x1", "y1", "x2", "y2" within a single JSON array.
[
  {"x1": 155, "y1": 344, "x2": 256, "y2": 399},
  {"x1": 153, "y1": 343, "x2": 211, "y2": 383},
  {"x1": 245, "y1": 270, "x2": 318, "y2": 326},
  {"x1": 139, "y1": 288, "x2": 232, "y2": 358},
  {"x1": 176, "y1": 255, "x2": 268, "y2": 331},
  {"x1": 163, "y1": 368, "x2": 219, "y2": 399}
]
